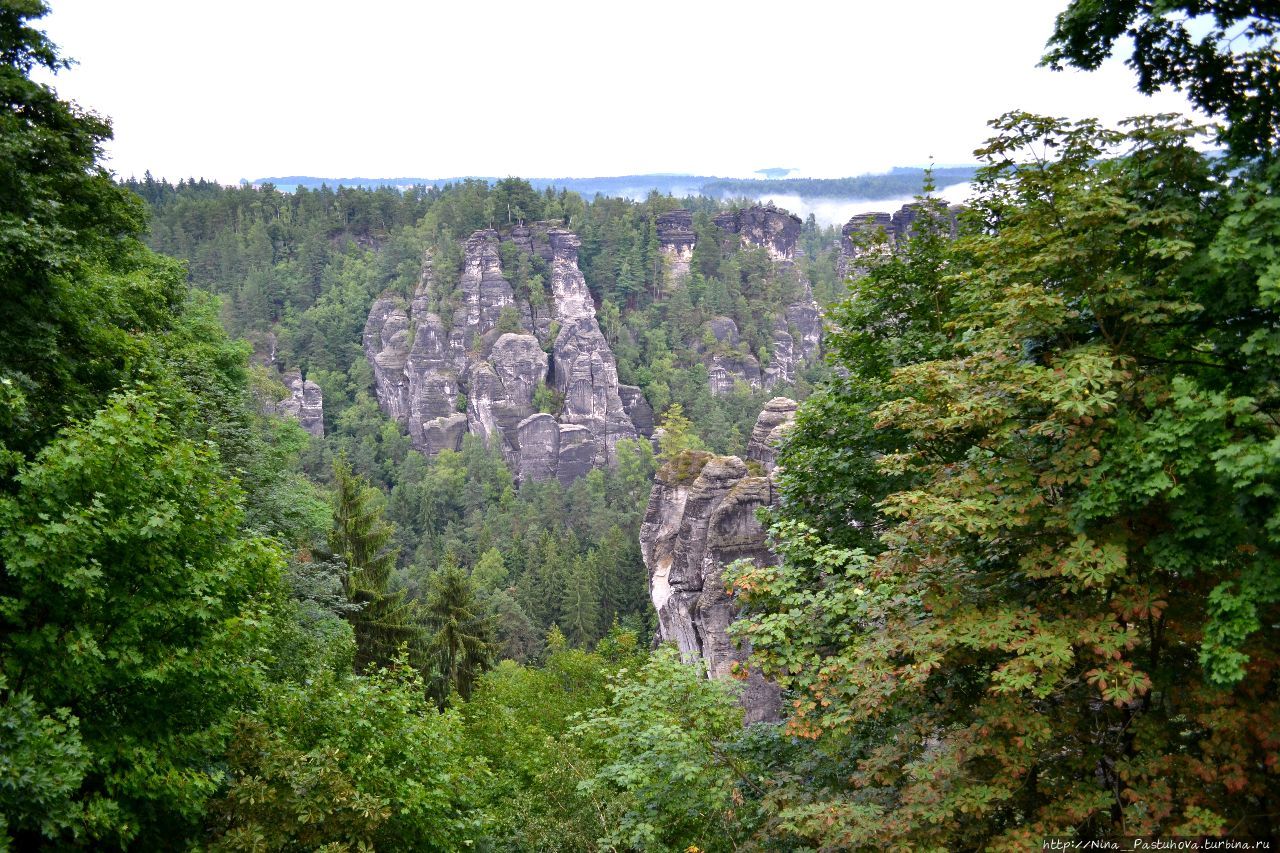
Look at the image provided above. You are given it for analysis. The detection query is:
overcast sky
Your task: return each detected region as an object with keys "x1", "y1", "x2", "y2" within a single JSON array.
[{"x1": 35, "y1": 0, "x2": 1198, "y2": 184}]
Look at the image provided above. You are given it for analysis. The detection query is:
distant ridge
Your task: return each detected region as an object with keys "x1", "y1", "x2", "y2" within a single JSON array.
[{"x1": 252, "y1": 167, "x2": 980, "y2": 200}]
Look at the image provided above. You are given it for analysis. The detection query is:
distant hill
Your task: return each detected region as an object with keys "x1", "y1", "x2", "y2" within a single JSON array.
[{"x1": 253, "y1": 166, "x2": 980, "y2": 200}]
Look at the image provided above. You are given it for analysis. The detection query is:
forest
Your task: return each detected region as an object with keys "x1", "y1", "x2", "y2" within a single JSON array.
[{"x1": 1, "y1": 0, "x2": 1277, "y2": 850}]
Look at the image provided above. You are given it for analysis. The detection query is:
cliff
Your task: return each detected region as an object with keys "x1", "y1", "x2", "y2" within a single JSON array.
[
  {"x1": 639, "y1": 399, "x2": 798, "y2": 724},
  {"x1": 703, "y1": 204, "x2": 822, "y2": 394},
  {"x1": 656, "y1": 209, "x2": 695, "y2": 291},
  {"x1": 364, "y1": 225, "x2": 644, "y2": 483},
  {"x1": 836, "y1": 202, "x2": 962, "y2": 280}
]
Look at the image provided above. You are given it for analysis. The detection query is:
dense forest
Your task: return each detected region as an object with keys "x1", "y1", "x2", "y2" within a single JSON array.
[{"x1": 2, "y1": 0, "x2": 1277, "y2": 850}]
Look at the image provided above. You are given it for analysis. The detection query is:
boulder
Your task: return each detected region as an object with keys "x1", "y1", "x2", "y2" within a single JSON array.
[
  {"x1": 618, "y1": 384, "x2": 655, "y2": 438},
  {"x1": 516, "y1": 413, "x2": 560, "y2": 484},
  {"x1": 556, "y1": 424, "x2": 595, "y2": 487},
  {"x1": 422, "y1": 412, "x2": 467, "y2": 456}
]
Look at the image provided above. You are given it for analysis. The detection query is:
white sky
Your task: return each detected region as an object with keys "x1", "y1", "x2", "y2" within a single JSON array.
[{"x1": 34, "y1": 0, "x2": 1198, "y2": 184}]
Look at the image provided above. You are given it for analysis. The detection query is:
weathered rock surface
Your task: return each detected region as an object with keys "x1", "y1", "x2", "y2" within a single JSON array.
[
  {"x1": 421, "y1": 413, "x2": 467, "y2": 456},
  {"x1": 404, "y1": 311, "x2": 461, "y2": 446},
  {"x1": 556, "y1": 423, "x2": 596, "y2": 486},
  {"x1": 364, "y1": 226, "x2": 643, "y2": 484},
  {"x1": 546, "y1": 229, "x2": 638, "y2": 465},
  {"x1": 457, "y1": 229, "x2": 517, "y2": 344},
  {"x1": 656, "y1": 209, "x2": 695, "y2": 288},
  {"x1": 619, "y1": 384, "x2": 655, "y2": 438},
  {"x1": 701, "y1": 204, "x2": 823, "y2": 391},
  {"x1": 836, "y1": 202, "x2": 961, "y2": 280},
  {"x1": 516, "y1": 413, "x2": 559, "y2": 483},
  {"x1": 363, "y1": 295, "x2": 413, "y2": 424},
  {"x1": 747, "y1": 397, "x2": 797, "y2": 474},
  {"x1": 641, "y1": 451, "x2": 781, "y2": 725},
  {"x1": 278, "y1": 369, "x2": 325, "y2": 437},
  {"x1": 708, "y1": 351, "x2": 763, "y2": 396},
  {"x1": 714, "y1": 202, "x2": 802, "y2": 261}
]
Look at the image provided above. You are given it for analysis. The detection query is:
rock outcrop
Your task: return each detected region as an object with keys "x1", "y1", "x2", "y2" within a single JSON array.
[
  {"x1": 700, "y1": 204, "x2": 823, "y2": 393},
  {"x1": 746, "y1": 397, "x2": 797, "y2": 474},
  {"x1": 278, "y1": 369, "x2": 325, "y2": 437},
  {"x1": 714, "y1": 203, "x2": 801, "y2": 262},
  {"x1": 656, "y1": 209, "x2": 695, "y2": 290},
  {"x1": 547, "y1": 229, "x2": 638, "y2": 466},
  {"x1": 619, "y1": 384, "x2": 655, "y2": 438},
  {"x1": 836, "y1": 202, "x2": 962, "y2": 280},
  {"x1": 640, "y1": 400, "x2": 798, "y2": 725},
  {"x1": 364, "y1": 225, "x2": 647, "y2": 485}
]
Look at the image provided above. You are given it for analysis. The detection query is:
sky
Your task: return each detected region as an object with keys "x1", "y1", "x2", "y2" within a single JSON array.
[{"x1": 34, "y1": 0, "x2": 1199, "y2": 185}]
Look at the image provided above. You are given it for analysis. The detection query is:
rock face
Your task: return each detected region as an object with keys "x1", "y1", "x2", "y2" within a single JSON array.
[
  {"x1": 714, "y1": 203, "x2": 801, "y2": 262},
  {"x1": 547, "y1": 229, "x2": 638, "y2": 466},
  {"x1": 619, "y1": 384, "x2": 655, "y2": 438},
  {"x1": 746, "y1": 397, "x2": 797, "y2": 474},
  {"x1": 364, "y1": 226, "x2": 647, "y2": 485},
  {"x1": 656, "y1": 209, "x2": 696, "y2": 289},
  {"x1": 700, "y1": 204, "x2": 823, "y2": 393},
  {"x1": 278, "y1": 369, "x2": 324, "y2": 437},
  {"x1": 639, "y1": 401, "x2": 799, "y2": 725},
  {"x1": 837, "y1": 202, "x2": 962, "y2": 280}
]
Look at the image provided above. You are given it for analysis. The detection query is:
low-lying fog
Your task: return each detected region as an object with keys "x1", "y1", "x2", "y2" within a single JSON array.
[{"x1": 736, "y1": 182, "x2": 973, "y2": 227}]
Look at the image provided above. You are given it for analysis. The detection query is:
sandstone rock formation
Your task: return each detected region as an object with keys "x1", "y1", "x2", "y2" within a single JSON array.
[
  {"x1": 836, "y1": 202, "x2": 962, "y2": 280},
  {"x1": 700, "y1": 204, "x2": 823, "y2": 393},
  {"x1": 714, "y1": 202, "x2": 801, "y2": 262},
  {"x1": 619, "y1": 384, "x2": 655, "y2": 438},
  {"x1": 278, "y1": 369, "x2": 325, "y2": 437},
  {"x1": 364, "y1": 225, "x2": 647, "y2": 485},
  {"x1": 546, "y1": 229, "x2": 638, "y2": 466},
  {"x1": 640, "y1": 399, "x2": 798, "y2": 725},
  {"x1": 747, "y1": 397, "x2": 797, "y2": 474},
  {"x1": 656, "y1": 209, "x2": 695, "y2": 290}
]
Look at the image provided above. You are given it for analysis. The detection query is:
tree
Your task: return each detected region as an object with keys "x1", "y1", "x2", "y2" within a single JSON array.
[
  {"x1": 0, "y1": 392, "x2": 280, "y2": 847},
  {"x1": 0, "y1": 1, "x2": 150, "y2": 456},
  {"x1": 573, "y1": 646, "x2": 757, "y2": 851},
  {"x1": 733, "y1": 113, "x2": 1280, "y2": 847},
  {"x1": 1043, "y1": 1, "x2": 1280, "y2": 159},
  {"x1": 209, "y1": 658, "x2": 485, "y2": 851},
  {"x1": 423, "y1": 560, "x2": 494, "y2": 705},
  {"x1": 328, "y1": 456, "x2": 423, "y2": 671},
  {"x1": 655, "y1": 403, "x2": 706, "y2": 461}
]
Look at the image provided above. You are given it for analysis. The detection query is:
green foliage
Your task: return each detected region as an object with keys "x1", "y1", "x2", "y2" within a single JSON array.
[
  {"x1": 209, "y1": 657, "x2": 485, "y2": 851},
  {"x1": 655, "y1": 402, "x2": 706, "y2": 462},
  {"x1": 329, "y1": 456, "x2": 425, "y2": 672},
  {"x1": 1043, "y1": 1, "x2": 1280, "y2": 159},
  {"x1": 461, "y1": 633, "x2": 644, "y2": 850},
  {"x1": 572, "y1": 646, "x2": 757, "y2": 852},
  {"x1": 0, "y1": 674, "x2": 90, "y2": 844},
  {"x1": 739, "y1": 114, "x2": 1280, "y2": 847},
  {"x1": 0, "y1": 391, "x2": 280, "y2": 846},
  {"x1": 423, "y1": 561, "x2": 495, "y2": 705}
]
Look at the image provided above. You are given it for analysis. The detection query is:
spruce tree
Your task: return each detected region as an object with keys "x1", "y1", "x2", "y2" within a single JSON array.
[
  {"x1": 423, "y1": 560, "x2": 493, "y2": 705},
  {"x1": 327, "y1": 456, "x2": 423, "y2": 672}
]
